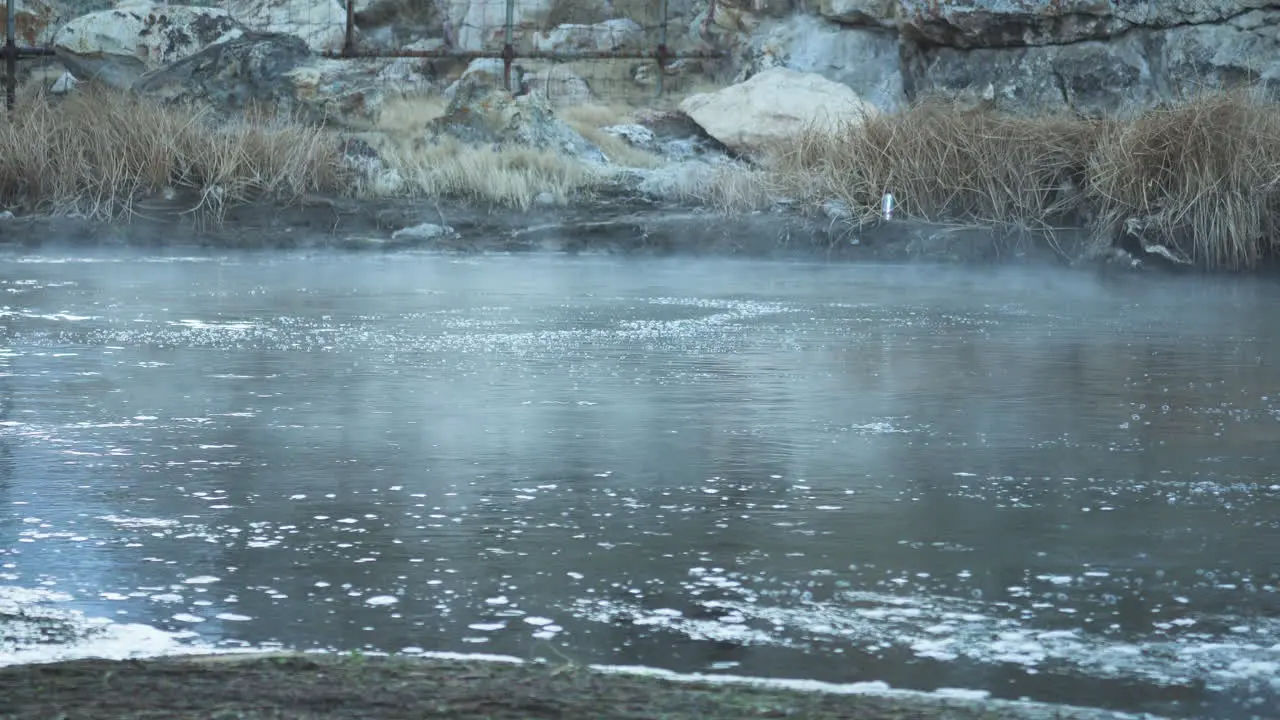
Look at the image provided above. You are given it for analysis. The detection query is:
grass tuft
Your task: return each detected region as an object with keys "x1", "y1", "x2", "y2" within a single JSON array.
[
  {"x1": 1086, "y1": 89, "x2": 1280, "y2": 270},
  {"x1": 767, "y1": 97, "x2": 1100, "y2": 227},
  {"x1": 767, "y1": 90, "x2": 1280, "y2": 270},
  {"x1": 0, "y1": 85, "x2": 344, "y2": 223}
]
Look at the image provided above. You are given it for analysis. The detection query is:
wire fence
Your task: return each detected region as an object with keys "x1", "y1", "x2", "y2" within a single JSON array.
[
  {"x1": 1, "y1": 0, "x2": 56, "y2": 110},
  {"x1": 325, "y1": 0, "x2": 724, "y2": 103},
  {"x1": 1, "y1": 0, "x2": 725, "y2": 112}
]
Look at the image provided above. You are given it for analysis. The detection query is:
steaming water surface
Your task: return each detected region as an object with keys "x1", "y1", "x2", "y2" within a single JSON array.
[{"x1": 0, "y1": 252, "x2": 1278, "y2": 718}]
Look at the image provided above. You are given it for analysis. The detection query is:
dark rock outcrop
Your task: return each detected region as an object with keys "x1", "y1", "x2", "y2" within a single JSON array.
[
  {"x1": 133, "y1": 32, "x2": 386, "y2": 126},
  {"x1": 134, "y1": 32, "x2": 311, "y2": 115},
  {"x1": 734, "y1": 1, "x2": 1280, "y2": 116}
]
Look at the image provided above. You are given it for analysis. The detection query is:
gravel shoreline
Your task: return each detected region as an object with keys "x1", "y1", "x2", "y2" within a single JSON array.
[{"x1": 0, "y1": 652, "x2": 1168, "y2": 720}]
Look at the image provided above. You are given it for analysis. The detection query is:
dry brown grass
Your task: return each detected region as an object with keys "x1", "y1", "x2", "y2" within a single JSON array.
[
  {"x1": 0, "y1": 85, "x2": 344, "y2": 223},
  {"x1": 359, "y1": 131, "x2": 604, "y2": 209},
  {"x1": 768, "y1": 97, "x2": 1099, "y2": 226},
  {"x1": 364, "y1": 95, "x2": 606, "y2": 208},
  {"x1": 1087, "y1": 90, "x2": 1280, "y2": 270},
  {"x1": 768, "y1": 90, "x2": 1280, "y2": 270}
]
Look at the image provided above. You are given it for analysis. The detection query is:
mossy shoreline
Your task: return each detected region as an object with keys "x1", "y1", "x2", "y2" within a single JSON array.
[{"x1": 0, "y1": 652, "x2": 1159, "y2": 720}]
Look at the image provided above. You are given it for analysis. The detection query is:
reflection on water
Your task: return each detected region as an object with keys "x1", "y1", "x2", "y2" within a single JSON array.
[{"x1": 0, "y1": 252, "x2": 1278, "y2": 718}]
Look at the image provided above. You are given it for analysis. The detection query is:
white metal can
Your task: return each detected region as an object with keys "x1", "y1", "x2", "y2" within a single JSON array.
[{"x1": 880, "y1": 193, "x2": 896, "y2": 221}]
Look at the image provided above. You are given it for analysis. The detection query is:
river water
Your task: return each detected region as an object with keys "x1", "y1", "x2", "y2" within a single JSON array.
[{"x1": 0, "y1": 251, "x2": 1277, "y2": 718}]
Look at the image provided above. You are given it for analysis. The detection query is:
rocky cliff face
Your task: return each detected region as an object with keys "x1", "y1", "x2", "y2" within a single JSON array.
[
  {"x1": 30, "y1": 0, "x2": 1280, "y2": 117},
  {"x1": 739, "y1": 0, "x2": 1280, "y2": 115}
]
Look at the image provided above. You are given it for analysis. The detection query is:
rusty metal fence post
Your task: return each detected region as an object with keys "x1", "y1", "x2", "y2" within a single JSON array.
[
  {"x1": 343, "y1": 0, "x2": 356, "y2": 57},
  {"x1": 5, "y1": 0, "x2": 16, "y2": 111},
  {"x1": 501, "y1": 0, "x2": 515, "y2": 92},
  {"x1": 2, "y1": 0, "x2": 56, "y2": 112},
  {"x1": 656, "y1": 0, "x2": 669, "y2": 99}
]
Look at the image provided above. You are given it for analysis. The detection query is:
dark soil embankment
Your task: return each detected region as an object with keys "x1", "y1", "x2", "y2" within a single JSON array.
[
  {"x1": 0, "y1": 653, "x2": 1152, "y2": 720},
  {"x1": 0, "y1": 195, "x2": 1100, "y2": 267}
]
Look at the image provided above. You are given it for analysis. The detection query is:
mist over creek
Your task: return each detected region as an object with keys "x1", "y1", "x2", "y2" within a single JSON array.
[{"x1": 0, "y1": 251, "x2": 1277, "y2": 718}]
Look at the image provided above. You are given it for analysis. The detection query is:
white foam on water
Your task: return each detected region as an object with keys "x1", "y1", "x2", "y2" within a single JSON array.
[
  {"x1": 586, "y1": 665, "x2": 1156, "y2": 719},
  {"x1": 573, "y1": 588, "x2": 1280, "y2": 694},
  {"x1": 0, "y1": 587, "x2": 1162, "y2": 720},
  {"x1": 99, "y1": 515, "x2": 180, "y2": 529},
  {"x1": 182, "y1": 576, "x2": 220, "y2": 585},
  {"x1": 170, "y1": 319, "x2": 259, "y2": 332},
  {"x1": 0, "y1": 586, "x2": 201, "y2": 668}
]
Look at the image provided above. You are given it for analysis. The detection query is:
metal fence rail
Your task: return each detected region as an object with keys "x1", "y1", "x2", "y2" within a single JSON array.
[
  {"x1": 323, "y1": 0, "x2": 723, "y2": 97},
  {"x1": 1, "y1": 0, "x2": 55, "y2": 110},
  {"x1": 1, "y1": 0, "x2": 723, "y2": 111}
]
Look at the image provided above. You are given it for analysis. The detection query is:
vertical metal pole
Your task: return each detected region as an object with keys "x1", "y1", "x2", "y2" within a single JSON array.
[
  {"x1": 343, "y1": 0, "x2": 355, "y2": 57},
  {"x1": 436, "y1": 0, "x2": 455, "y2": 49},
  {"x1": 655, "y1": 0, "x2": 669, "y2": 99},
  {"x1": 502, "y1": 0, "x2": 515, "y2": 92},
  {"x1": 5, "y1": 0, "x2": 15, "y2": 112}
]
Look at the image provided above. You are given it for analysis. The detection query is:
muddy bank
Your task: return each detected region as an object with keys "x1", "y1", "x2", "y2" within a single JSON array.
[
  {"x1": 0, "y1": 652, "x2": 1160, "y2": 720},
  {"x1": 0, "y1": 196, "x2": 1109, "y2": 267}
]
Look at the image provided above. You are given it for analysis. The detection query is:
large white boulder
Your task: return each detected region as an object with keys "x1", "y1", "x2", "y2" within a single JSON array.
[
  {"x1": 223, "y1": 0, "x2": 348, "y2": 53},
  {"x1": 54, "y1": 3, "x2": 244, "y2": 89},
  {"x1": 678, "y1": 67, "x2": 877, "y2": 156}
]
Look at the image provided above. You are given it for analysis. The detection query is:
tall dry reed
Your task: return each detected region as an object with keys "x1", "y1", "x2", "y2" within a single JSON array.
[
  {"x1": 1086, "y1": 89, "x2": 1280, "y2": 270},
  {"x1": 769, "y1": 91, "x2": 1280, "y2": 270},
  {"x1": 0, "y1": 86, "x2": 345, "y2": 222},
  {"x1": 769, "y1": 98, "x2": 1101, "y2": 227}
]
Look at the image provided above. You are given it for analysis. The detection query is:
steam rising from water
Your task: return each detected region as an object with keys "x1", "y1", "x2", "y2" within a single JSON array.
[{"x1": 1, "y1": 252, "x2": 1278, "y2": 718}]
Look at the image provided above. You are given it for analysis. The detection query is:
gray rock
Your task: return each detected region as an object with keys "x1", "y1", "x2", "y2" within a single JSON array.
[
  {"x1": 1159, "y1": 10, "x2": 1280, "y2": 92},
  {"x1": 904, "y1": 34, "x2": 1157, "y2": 116},
  {"x1": 819, "y1": 0, "x2": 897, "y2": 26},
  {"x1": 134, "y1": 32, "x2": 312, "y2": 116},
  {"x1": 54, "y1": 3, "x2": 244, "y2": 91},
  {"x1": 896, "y1": 0, "x2": 1277, "y2": 48},
  {"x1": 887, "y1": 0, "x2": 1280, "y2": 113},
  {"x1": 134, "y1": 33, "x2": 390, "y2": 127},
  {"x1": 429, "y1": 70, "x2": 607, "y2": 165},
  {"x1": 746, "y1": 14, "x2": 906, "y2": 111},
  {"x1": 532, "y1": 18, "x2": 644, "y2": 52},
  {"x1": 901, "y1": 6, "x2": 1280, "y2": 115},
  {"x1": 391, "y1": 222, "x2": 456, "y2": 242},
  {"x1": 602, "y1": 124, "x2": 656, "y2": 148}
]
